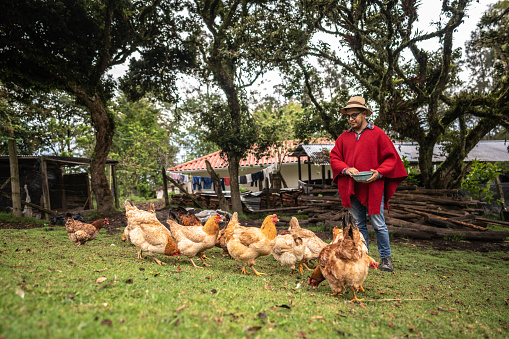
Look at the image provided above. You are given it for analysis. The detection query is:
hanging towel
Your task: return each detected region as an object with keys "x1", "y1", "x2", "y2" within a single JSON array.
[
  {"x1": 262, "y1": 168, "x2": 271, "y2": 188},
  {"x1": 192, "y1": 176, "x2": 202, "y2": 190},
  {"x1": 239, "y1": 175, "x2": 247, "y2": 184},
  {"x1": 180, "y1": 174, "x2": 189, "y2": 184},
  {"x1": 246, "y1": 174, "x2": 253, "y2": 183},
  {"x1": 201, "y1": 177, "x2": 213, "y2": 189},
  {"x1": 224, "y1": 177, "x2": 230, "y2": 186}
]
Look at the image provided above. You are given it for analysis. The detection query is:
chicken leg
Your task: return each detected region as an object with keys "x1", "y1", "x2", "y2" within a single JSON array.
[
  {"x1": 199, "y1": 256, "x2": 211, "y2": 267},
  {"x1": 190, "y1": 258, "x2": 204, "y2": 268},
  {"x1": 250, "y1": 266, "x2": 267, "y2": 276},
  {"x1": 349, "y1": 287, "x2": 365, "y2": 302}
]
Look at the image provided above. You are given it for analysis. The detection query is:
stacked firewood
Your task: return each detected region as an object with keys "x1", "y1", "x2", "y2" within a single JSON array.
[
  {"x1": 281, "y1": 190, "x2": 303, "y2": 207},
  {"x1": 254, "y1": 184, "x2": 509, "y2": 242}
]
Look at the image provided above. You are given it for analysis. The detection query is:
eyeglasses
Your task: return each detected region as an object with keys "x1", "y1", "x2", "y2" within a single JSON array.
[{"x1": 345, "y1": 112, "x2": 361, "y2": 120}]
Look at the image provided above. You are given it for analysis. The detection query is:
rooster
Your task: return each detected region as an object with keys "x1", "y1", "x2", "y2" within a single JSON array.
[
  {"x1": 167, "y1": 214, "x2": 222, "y2": 268},
  {"x1": 287, "y1": 217, "x2": 328, "y2": 274},
  {"x1": 225, "y1": 213, "x2": 278, "y2": 276},
  {"x1": 308, "y1": 213, "x2": 374, "y2": 302},
  {"x1": 65, "y1": 214, "x2": 108, "y2": 246},
  {"x1": 272, "y1": 217, "x2": 305, "y2": 272},
  {"x1": 124, "y1": 200, "x2": 180, "y2": 265}
]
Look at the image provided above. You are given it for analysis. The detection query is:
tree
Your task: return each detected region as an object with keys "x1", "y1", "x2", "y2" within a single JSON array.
[
  {"x1": 110, "y1": 95, "x2": 178, "y2": 198},
  {"x1": 294, "y1": 0, "x2": 507, "y2": 188},
  {"x1": 0, "y1": 0, "x2": 192, "y2": 213},
  {"x1": 1, "y1": 89, "x2": 93, "y2": 157},
  {"x1": 125, "y1": 0, "x2": 309, "y2": 212}
]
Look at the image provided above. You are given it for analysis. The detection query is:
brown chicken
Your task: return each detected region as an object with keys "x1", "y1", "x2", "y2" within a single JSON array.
[
  {"x1": 167, "y1": 206, "x2": 202, "y2": 226},
  {"x1": 225, "y1": 213, "x2": 278, "y2": 276},
  {"x1": 65, "y1": 214, "x2": 108, "y2": 246},
  {"x1": 308, "y1": 213, "x2": 374, "y2": 302},
  {"x1": 272, "y1": 217, "x2": 305, "y2": 272},
  {"x1": 167, "y1": 214, "x2": 222, "y2": 268},
  {"x1": 124, "y1": 200, "x2": 180, "y2": 265},
  {"x1": 288, "y1": 217, "x2": 328, "y2": 274}
]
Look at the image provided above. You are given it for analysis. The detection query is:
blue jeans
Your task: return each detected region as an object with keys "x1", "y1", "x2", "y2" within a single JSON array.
[{"x1": 348, "y1": 195, "x2": 391, "y2": 258}]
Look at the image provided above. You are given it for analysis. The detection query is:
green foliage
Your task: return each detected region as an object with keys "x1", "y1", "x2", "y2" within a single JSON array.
[
  {"x1": 401, "y1": 156, "x2": 422, "y2": 186},
  {"x1": 110, "y1": 95, "x2": 178, "y2": 199},
  {"x1": 461, "y1": 160, "x2": 501, "y2": 203}
]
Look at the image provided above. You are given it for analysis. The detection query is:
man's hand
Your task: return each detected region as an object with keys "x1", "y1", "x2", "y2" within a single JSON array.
[
  {"x1": 366, "y1": 169, "x2": 379, "y2": 183},
  {"x1": 345, "y1": 167, "x2": 360, "y2": 176}
]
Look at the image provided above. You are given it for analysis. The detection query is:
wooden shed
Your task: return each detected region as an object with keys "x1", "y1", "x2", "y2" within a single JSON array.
[{"x1": 0, "y1": 156, "x2": 119, "y2": 217}]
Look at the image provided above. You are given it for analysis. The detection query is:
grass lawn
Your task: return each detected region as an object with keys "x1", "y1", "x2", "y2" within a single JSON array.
[{"x1": 0, "y1": 226, "x2": 508, "y2": 338}]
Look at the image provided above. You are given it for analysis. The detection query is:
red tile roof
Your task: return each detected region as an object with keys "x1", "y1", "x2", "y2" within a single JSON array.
[{"x1": 168, "y1": 138, "x2": 333, "y2": 172}]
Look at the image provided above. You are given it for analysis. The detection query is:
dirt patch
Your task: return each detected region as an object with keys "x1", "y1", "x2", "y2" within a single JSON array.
[{"x1": 2, "y1": 202, "x2": 508, "y2": 253}]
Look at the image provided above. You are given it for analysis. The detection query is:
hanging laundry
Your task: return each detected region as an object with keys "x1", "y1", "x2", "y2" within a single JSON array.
[
  {"x1": 220, "y1": 177, "x2": 226, "y2": 191},
  {"x1": 180, "y1": 174, "x2": 189, "y2": 184},
  {"x1": 245, "y1": 173, "x2": 253, "y2": 183},
  {"x1": 250, "y1": 171, "x2": 264, "y2": 187},
  {"x1": 201, "y1": 177, "x2": 213, "y2": 189},
  {"x1": 223, "y1": 177, "x2": 231, "y2": 186},
  {"x1": 192, "y1": 176, "x2": 202, "y2": 190},
  {"x1": 239, "y1": 175, "x2": 247, "y2": 184}
]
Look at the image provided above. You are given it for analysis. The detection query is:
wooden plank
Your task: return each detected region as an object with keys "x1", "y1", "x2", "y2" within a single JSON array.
[
  {"x1": 162, "y1": 166, "x2": 169, "y2": 207},
  {"x1": 59, "y1": 166, "x2": 67, "y2": 211},
  {"x1": 111, "y1": 164, "x2": 119, "y2": 209},
  {"x1": 401, "y1": 207, "x2": 487, "y2": 231},
  {"x1": 8, "y1": 139, "x2": 21, "y2": 217},
  {"x1": 40, "y1": 157, "x2": 51, "y2": 219},
  {"x1": 254, "y1": 206, "x2": 305, "y2": 213},
  {"x1": 474, "y1": 217, "x2": 509, "y2": 228}
]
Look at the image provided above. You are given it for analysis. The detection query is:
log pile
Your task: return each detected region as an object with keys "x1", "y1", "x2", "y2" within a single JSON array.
[
  {"x1": 172, "y1": 183, "x2": 509, "y2": 242},
  {"x1": 254, "y1": 185, "x2": 509, "y2": 242}
]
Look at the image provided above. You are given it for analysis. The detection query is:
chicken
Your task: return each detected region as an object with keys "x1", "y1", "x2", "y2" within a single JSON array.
[
  {"x1": 167, "y1": 214, "x2": 222, "y2": 268},
  {"x1": 124, "y1": 200, "x2": 180, "y2": 265},
  {"x1": 272, "y1": 217, "x2": 305, "y2": 272},
  {"x1": 225, "y1": 213, "x2": 278, "y2": 276},
  {"x1": 121, "y1": 203, "x2": 156, "y2": 243},
  {"x1": 288, "y1": 217, "x2": 328, "y2": 274},
  {"x1": 308, "y1": 213, "x2": 373, "y2": 302},
  {"x1": 65, "y1": 214, "x2": 108, "y2": 246},
  {"x1": 167, "y1": 206, "x2": 202, "y2": 226}
]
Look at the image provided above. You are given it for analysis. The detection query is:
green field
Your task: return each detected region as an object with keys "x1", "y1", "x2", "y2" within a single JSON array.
[{"x1": 1, "y1": 226, "x2": 508, "y2": 338}]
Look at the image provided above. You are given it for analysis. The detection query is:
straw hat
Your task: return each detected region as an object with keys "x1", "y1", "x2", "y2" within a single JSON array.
[{"x1": 340, "y1": 96, "x2": 372, "y2": 116}]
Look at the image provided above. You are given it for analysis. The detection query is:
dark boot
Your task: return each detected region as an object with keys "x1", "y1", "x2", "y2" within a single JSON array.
[{"x1": 381, "y1": 256, "x2": 393, "y2": 272}]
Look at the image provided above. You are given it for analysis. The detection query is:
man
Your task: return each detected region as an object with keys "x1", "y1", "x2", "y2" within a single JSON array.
[{"x1": 330, "y1": 96, "x2": 407, "y2": 272}]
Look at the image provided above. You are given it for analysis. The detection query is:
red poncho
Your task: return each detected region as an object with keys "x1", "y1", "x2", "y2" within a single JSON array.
[{"x1": 330, "y1": 125, "x2": 407, "y2": 215}]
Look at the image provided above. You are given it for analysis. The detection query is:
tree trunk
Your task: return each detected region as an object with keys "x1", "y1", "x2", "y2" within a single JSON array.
[
  {"x1": 80, "y1": 92, "x2": 115, "y2": 214},
  {"x1": 228, "y1": 153, "x2": 243, "y2": 213},
  {"x1": 418, "y1": 140, "x2": 435, "y2": 188}
]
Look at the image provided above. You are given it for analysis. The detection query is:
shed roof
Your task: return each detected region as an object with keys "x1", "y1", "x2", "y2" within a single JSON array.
[{"x1": 394, "y1": 140, "x2": 509, "y2": 163}]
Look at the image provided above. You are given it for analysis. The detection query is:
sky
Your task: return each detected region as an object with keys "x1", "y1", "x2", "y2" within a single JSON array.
[{"x1": 110, "y1": 0, "x2": 499, "y2": 98}]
